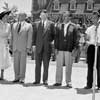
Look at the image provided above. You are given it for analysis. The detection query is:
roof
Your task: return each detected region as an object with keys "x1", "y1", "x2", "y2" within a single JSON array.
[
  {"x1": 59, "y1": 0, "x2": 87, "y2": 4},
  {"x1": 94, "y1": 0, "x2": 100, "y2": 3},
  {"x1": 76, "y1": 0, "x2": 87, "y2": 4},
  {"x1": 59, "y1": 0, "x2": 100, "y2": 4},
  {"x1": 59, "y1": 0, "x2": 70, "y2": 4}
]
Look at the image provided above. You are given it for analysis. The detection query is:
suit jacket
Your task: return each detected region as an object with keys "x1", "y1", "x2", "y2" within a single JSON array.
[
  {"x1": 55, "y1": 23, "x2": 78, "y2": 52},
  {"x1": 32, "y1": 20, "x2": 55, "y2": 54},
  {"x1": 12, "y1": 21, "x2": 33, "y2": 52}
]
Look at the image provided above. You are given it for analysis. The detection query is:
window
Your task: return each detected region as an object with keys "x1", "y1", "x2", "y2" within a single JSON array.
[
  {"x1": 70, "y1": 0, "x2": 76, "y2": 11},
  {"x1": 87, "y1": 0, "x2": 93, "y2": 11},
  {"x1": 61, "y1": 4, "x2": 68, "y2": 11},
  {"x1": 53, "y1": 0, "x2": 60, "y2": 10}
]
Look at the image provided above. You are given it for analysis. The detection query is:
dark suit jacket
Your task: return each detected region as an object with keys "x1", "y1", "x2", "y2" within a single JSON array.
[
  {"x1": 32, "y1": 20, "x2": 55, "y2": 54},
  {"x1": 55, "y1": 23, "x2": 79, "y2": 52}
]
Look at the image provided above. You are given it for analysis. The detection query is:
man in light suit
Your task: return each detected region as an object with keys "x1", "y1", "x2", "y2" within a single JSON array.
[
  {"x1": 32, "y1": 10, "x2": 55, "y2": 85},
  {"x1": 12, "y1": 13, "x2": 33, "y2": 83}
]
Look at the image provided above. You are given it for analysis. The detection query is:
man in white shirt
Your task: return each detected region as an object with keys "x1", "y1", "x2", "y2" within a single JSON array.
[{"x1": 84, "y1": 11, "x2": 100, "y2": 90}]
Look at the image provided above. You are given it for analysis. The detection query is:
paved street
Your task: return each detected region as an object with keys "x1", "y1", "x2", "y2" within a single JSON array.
[{"x1": 0, "y1": 58, "x2": 100, "y2": 100}]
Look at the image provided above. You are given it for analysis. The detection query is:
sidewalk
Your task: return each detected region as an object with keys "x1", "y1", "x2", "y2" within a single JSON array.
[{"x1": 0, "y1": 58, "x2": 100, "y2": 100}]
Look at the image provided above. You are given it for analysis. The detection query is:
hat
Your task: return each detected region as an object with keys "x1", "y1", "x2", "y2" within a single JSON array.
[{"x1": 0, "y1": 11, "x2": 11, "y2": 20}]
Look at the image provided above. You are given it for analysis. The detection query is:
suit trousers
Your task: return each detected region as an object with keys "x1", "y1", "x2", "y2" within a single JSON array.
[
  {"x1": 13, "y1": 50, "x2": 27, "y2": 80},
  {"x1": 87, "y1": 45, "x2": 100, "y2": 88},
  {"x1": 35, "y1": 48, "x2": 51, "y2": 83},
  {"x1": 56, "y1": 51, "x2": 73, "y2": 84}
]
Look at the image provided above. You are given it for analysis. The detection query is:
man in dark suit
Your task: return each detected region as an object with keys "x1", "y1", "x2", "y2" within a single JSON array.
[
  {"x1": 53, "y1": 12, "x2": 78, "y2": 87},
  {"x1": 32, "y1": 10, "x2": 55, "y2": 85}
]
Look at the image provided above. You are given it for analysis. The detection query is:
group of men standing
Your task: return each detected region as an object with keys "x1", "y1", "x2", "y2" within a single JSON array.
[
  {"x1": 4, "y1": 9, "x2": 100, "y2": 90},
  {"x1": 32, "y1": 10, "x2": 78, "y2": 87},
  {"x1": 10, "y1": 10, "x2": 78, "y2": 87}
]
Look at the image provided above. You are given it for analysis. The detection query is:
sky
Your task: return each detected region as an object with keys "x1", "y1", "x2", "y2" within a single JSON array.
[{"x1": 0, "y1": 0, "x2": 32, "y2": 15}]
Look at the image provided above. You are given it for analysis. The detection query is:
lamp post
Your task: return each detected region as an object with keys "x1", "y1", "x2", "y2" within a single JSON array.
[{"x1": 92, "y1": 24, "x2": 99, "y2": 100}]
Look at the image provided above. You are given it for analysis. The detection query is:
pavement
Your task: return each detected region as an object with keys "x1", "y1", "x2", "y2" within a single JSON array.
[{"x1": 0, "y1": 57, "x2": 100, "y2": 100}]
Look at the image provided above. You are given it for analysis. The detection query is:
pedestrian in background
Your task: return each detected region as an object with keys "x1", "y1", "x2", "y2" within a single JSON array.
[{"x1": 0, "y1": 11, "x2": 11, "y2": 80}]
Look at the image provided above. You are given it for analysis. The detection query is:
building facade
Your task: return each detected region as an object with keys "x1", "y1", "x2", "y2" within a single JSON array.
[{"x1": 31, "y1": 0, "x2": 100, "y2": 23}]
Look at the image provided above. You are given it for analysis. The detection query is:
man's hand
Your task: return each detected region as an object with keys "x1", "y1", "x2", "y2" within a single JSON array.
[
  {"x1": 55, "y1": 49, "x2": 58, "y2": 55},
  {"x1": 27, "y1": 48, "x2": 31, "y2": 54}
]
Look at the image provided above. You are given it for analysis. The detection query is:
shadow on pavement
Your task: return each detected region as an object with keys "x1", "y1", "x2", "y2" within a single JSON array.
[
  {"x1": 75, "y1": 88, "x2": 99, "y2": 95},
  {"x1": 22, "y1": 83, "x2": 43, "y2": 87},
  {"x1": 0, "y1": 79, "x2": 13, "y2": 85},
  {"x1": 45, "y1": 85, "x2": 72, "y2": 90}
]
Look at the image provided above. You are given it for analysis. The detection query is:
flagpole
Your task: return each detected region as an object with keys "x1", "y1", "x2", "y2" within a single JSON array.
[{"x1": 92, "y1": 28, "x2": 98, "y2": 100}]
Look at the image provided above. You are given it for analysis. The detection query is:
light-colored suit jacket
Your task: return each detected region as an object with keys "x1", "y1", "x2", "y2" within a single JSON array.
[{"x1": 12, "y1": 21, "x2": 33, "y2": 52}]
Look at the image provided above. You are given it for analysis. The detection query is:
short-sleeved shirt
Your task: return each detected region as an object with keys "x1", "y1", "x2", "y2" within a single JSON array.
[
  {"x1": 97, "y1": 24, "x2": 100, "y2": 43},
  {"x1": 86, "y1": 24, "x2": 100, "y2": 44},
  {"x1": 85, "y1": 25, "x2": 96, "y2": 45}
]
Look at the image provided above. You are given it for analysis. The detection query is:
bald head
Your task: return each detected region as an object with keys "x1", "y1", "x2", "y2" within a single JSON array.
[{"x1": 18, "y1": 12, "x2": 27, "y2": 22}]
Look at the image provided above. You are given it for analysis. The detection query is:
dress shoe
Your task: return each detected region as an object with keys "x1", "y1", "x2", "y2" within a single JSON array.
[
  {"x1": 43, "y1": 82, "x2": 48, "y2": 85},
  {"x1": 12, "y1": 79, "x2": 19, "y2": 83},
  {"x1": 0, "y1": 77, "x2": 3, "y2": 80},
  {"x1": 19, "y1": 80, "x2": 25, "y2": 84},
  {"x1": 33, "y1": 81, "x2": 40, "y2": 85},
  {"x1": 84, "y1": 86, "x2": 92, "y2": 89},
  {"x1": 97, "y1": 87, "x2": 100, "y2": 90},
  {"x1": 53, "y1": 83, "x2": 61, "y2": 86},
  {"x1": 66, "y1": 84, "x2": 72, "y2": 88}
]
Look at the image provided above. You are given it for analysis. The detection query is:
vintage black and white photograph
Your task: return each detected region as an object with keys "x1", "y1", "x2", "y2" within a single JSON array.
[{"x1": 0, "y1": 0, "x2": 100, "y2": 100}]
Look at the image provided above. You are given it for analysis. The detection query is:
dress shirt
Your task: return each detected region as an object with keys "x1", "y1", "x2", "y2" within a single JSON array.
[
  {"x1": 97, "y1": 23, "x2": 100, "y2": 43},
  {"x1": 64, "y1": 21, "x2": 71, "y2": 37},
  {"x1": 85, "y1": 25, "x2": 96, "y2": 45},
  {"x1": 42, "y1": 20, "x2": 47, "y2": 28}
]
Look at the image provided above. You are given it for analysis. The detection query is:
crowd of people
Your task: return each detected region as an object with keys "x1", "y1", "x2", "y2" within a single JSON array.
[{"x1": 0, "y1": 9, "x2": 100, "y2": 90}]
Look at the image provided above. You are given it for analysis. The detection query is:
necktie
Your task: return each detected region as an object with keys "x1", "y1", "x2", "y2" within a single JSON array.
[
  {"x1": 42, "y1": 21, "x2": 44, "y2": 28},
  {"x1": 17, "y1": 22, "x2": 21, "y2": 33}
]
